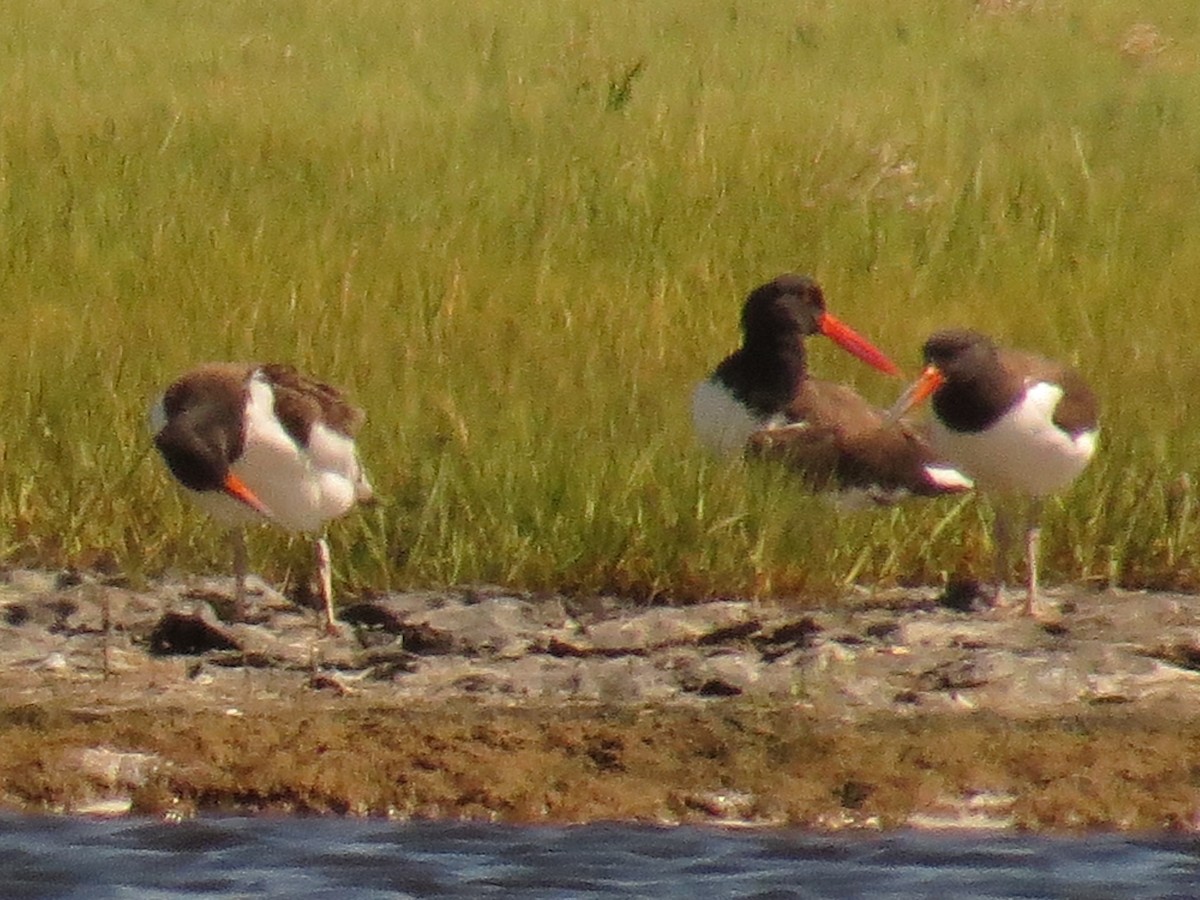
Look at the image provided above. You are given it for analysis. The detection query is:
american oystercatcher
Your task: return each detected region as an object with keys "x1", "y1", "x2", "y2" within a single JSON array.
[
  {"x1": 150, "y1": 363, "x2": 374, "y2": 632},
  {"x1": 692, "y1": 275, "x2": 972, "y2": 503},
  {"x1": 887, "y1": 329, "x2": 1098, "y2": 616}
]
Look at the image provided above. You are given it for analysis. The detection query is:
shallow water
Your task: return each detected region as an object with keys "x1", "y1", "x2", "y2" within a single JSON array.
[{"x1": 3, "y1": 815, "x2": 1200, "y2": 899}]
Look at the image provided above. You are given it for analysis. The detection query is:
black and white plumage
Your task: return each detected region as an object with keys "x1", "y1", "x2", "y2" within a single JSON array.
[
  {"x1": 888, "y1": 329, "x2": 1098, "y2": 616},
  {"x1": 692, "y1": 275, "x2": 972, "y2": 504},
  {"x1": 150, "y1": 363, "x2": 373, "y2": 631}
]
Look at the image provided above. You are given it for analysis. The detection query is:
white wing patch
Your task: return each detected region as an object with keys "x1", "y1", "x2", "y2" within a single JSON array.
[
  {"x1": 228, "y1": 373, "x2": 368, "y2": 531},
  {"x1": 922, "y1": 465, "x2": 975, "y2": 492},
  {"x1": 308, "y1": 422, "x2": 375, "y2": 504},
  {"x1": 931, "y1": 381, "x2": 1096, "y2": 496}
]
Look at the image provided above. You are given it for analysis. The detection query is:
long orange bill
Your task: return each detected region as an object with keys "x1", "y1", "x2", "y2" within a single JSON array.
[
  {"x1": 885, "y1": 365, "x2": 946, "y2": 423},
  {"x1": 817, "y1": 313, "x2": 902, "y2": 378},
  {"x1": 223, "y1": 473, "x2": 274, "y2": 520}
]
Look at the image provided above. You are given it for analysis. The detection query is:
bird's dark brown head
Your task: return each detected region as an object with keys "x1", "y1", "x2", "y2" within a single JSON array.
[
  {"x1": 153, "y1": 412, "x2": 239, "y2": 493},
  {"x1": 920, "y1": 329, "x2": 1015, "y2": 432},
  {"x1": 739, "y1": 274, "x2": 900, "y2": 377},
  {"x1": 922, "y1": 329, "x2": 1000, "y2": 384},
  {"x1": 152, "y1": 371, "x2": 249, "y2": 494},
  {"x1": 740, "y1": 274, "x2": 827, "y2": 342}
]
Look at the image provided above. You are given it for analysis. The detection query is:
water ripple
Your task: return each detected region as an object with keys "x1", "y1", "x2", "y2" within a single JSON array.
[{"x1": 1, "y1": 815, "x2": 1199, "y2": 898}]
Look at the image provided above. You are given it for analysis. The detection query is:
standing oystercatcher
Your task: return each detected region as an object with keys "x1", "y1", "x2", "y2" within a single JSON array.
[
  {"x1": 692, "y1": 275, "x2": 972, "y2": 503},
  {"x1": 150, "y1": 363, "x2": 374, "y2": 632},
  {"x1": 888, "y1": 329, "x2": 1098, "y2": 616}
]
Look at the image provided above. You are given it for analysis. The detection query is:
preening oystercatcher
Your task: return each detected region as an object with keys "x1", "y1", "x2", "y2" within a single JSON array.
[{"x1": 150, "y1": 363, "x2": 374, "y2": 632}]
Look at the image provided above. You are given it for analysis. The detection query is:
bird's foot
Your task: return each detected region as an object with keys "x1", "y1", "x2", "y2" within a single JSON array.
[
  {"x1": 321, "y1": 618, "x2": 346, "y2": 639},
  {"x1": 986, "y1": 584, "x2": 1033, "y2": 618},
  {"x1": 988, "y1": 585, "x2": 1059, "y2": 625}
]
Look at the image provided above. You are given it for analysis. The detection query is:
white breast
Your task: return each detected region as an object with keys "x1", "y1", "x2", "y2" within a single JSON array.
[
  {"x1": 931, "y1": 381, "x2": 1096, "y2": 496},
  {"x1": 691, "y1": 379, "x2": 767, "y2": 457}
]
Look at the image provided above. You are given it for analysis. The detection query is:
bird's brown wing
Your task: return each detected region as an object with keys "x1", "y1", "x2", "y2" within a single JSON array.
[
  {"x1": 748, "y1": 379, "x2": 966, "y2": 497},
  {"x1": 261, "y1": 364, "x2": 366, "y2": 444},
  {"x1": 1003, "y1": 350, "x2": 1099, "y2": 437}
]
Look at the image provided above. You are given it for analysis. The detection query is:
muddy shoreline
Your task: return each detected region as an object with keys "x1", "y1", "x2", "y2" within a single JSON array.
[{"x1": 4, "y1": 569, "x2": 1200, "y2": 831}]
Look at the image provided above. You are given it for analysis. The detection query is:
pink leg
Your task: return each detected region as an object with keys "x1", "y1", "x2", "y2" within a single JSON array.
[
  {"x1": 314, "y1": 536, "x2": 338, "y2": 634},
  {"x1": 991, "y1": 506, "x2": 1012, "y2": 608},
  {"x1": 231, "y1": 529, "x2": 249, "y2": 621},
  {"x1": 1023, "y1": 499, "x2": 1045, "y2": 618}
]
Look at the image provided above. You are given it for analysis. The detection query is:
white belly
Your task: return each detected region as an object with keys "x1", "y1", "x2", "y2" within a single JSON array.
[{"x1": 931, "y1": 382, "x2": 1096, "y2": 496}]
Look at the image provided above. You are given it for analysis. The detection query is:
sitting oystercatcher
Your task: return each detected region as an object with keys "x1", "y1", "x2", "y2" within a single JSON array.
[{"x1": 693, "y1": 274, "x2": 971, "y2": 504}]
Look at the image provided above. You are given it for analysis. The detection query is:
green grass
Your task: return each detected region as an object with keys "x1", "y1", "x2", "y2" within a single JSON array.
[{"x1": 1, "y1": 0, "x2": 1198, "y2": 604}]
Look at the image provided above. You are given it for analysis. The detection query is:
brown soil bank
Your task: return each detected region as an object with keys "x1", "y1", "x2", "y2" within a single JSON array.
[
  {"x1": 4, "y1": 570, "x2": 1200, "y2": 831},
  {"x1": 5, "y1": 701, "x2": 1200, "y2": 832}
]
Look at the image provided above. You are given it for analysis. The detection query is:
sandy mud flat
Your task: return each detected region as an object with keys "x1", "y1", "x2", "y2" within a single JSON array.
[{"x1": 3, "y1": 570, "x2": 1200, "y2": 831}]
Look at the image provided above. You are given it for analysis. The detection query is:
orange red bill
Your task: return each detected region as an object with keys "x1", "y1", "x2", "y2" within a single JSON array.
[
  {"x1": 886, "y1": 365, "x2": 946, "y2": 422},
  {"x1": 817, "y1": 313, "x2": 902, "y2": 378},
  {"x1": 222, "y1": 473, "x2": 274, "y2": 519}
]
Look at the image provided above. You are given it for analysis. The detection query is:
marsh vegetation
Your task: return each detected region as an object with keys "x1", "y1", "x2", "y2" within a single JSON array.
[{"x1": 2, "y1": 0, "x2": 1198, "y2": 604}]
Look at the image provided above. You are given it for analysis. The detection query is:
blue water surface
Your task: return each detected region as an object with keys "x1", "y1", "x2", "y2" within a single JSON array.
[{"x1": 1, "y1": 815, "x2": 1199, "y2": 899}]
